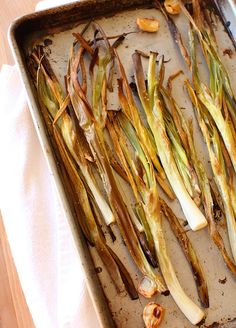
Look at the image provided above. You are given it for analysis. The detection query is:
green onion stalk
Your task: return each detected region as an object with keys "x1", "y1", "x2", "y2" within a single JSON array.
[
  {"x1": 32, "y1": 48, "x2": 115, "y2": 227},
  {"x1": 72, "y1": 28, "x2": 159, "y2": 267},
  {"x1": 115, "y1": 51, "x2": 175, "y2": 201},
  {"x1": 132, "y1": 51, "x2": 207, "y2": 231},
  {"x1": 180, "y1": 0, "x2": 236, "y2": 176},
  {"x1": 67, "y1": 38, "x2": 167, "y2": 293},
  {"x1": 107, "y1": 109, "x2": 205, "y2": 324},
  {"x1": 186, "y1": 79, "x2": 236, "y2": 265},
  {"x1": 72, "y1": 26, "x2": 159, "y2": 267},
  {"x1": 30, "y1": 48, "x2": 138, "y2": 298},
  {"x1": 167, "y1": 75, "x2": 236, "y2": 277},
  {"x1": 160, "y1": 87, "x2": 201, "y2": 206},
  {"x1": 162, "y1": 1, "x2": 236, "y2": 276}
]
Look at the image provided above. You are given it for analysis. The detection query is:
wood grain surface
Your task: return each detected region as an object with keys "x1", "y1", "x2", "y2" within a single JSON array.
[
  {"x1": 0, "y1": 1, "x2": 38, "y2": 327},
  {"x1": 0, "y1": 0, "x2": 38, "y2": 66},
  {"x1": 0, "y1": 214, "x2": 35, "y2": 328}
]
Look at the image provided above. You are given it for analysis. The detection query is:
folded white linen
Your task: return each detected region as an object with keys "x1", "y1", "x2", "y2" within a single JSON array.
[{"x1": 36, "y1": 0, "x2": 77, "y2": 10}]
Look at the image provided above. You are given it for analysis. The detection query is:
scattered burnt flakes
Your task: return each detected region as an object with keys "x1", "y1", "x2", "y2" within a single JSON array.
[
  {"x1": 203, "y1": 318, "x2": 236, "y2": 327},
  {"x1": 203, "y1": 0, "x2": 236, "y2": 49},
  {"x1": 204, "y1": 322, "x2": 220, "y2": 328}
]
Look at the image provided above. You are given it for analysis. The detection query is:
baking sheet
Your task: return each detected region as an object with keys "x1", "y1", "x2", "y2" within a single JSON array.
[{"x1": 9, "y1": 1, "x2": 236, "y2": 327}]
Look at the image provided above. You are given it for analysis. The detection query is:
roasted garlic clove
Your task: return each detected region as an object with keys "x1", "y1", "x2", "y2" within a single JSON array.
[
  {"x1": 136, "y1": 18, "x2": 160, "y2": 32},
  {"x1": 143, "y1": 302, "x2": 165, "y2": 328},
  {"x1": 164, "y1": 0, "x2": 181, "y2": 15},
  {"x1": 137, "y1": 276, "x2": 157, "y2": 298}
]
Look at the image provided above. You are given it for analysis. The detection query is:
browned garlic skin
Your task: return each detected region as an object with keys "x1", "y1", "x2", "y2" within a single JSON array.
[
  {"x1": 164, "y1": 0, "x2": 181, "y2": 15},
  {"x1": 136, "y1": 18, "x2": 160, "y2": 32},
  {"x1": 143, "y1": 302, "x2": 165, "y2": 328},
  {"x1": 137, "y1": 276, "x2": 158, "y2": 298}
]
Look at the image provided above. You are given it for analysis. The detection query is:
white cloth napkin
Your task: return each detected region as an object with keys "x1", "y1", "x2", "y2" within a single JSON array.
[
  {"x1": 0, "y1": 1, "x2": 100, "y2": 327},
  {"x1": 36, "y1": 0, "x2": 77, "y2": 10}
]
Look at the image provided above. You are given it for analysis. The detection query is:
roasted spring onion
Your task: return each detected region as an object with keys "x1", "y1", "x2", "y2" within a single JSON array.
[
  {"x1": 28, "y1": 15, "x2": 224, "y2": 324},
  {"x1": 32, "y1": 49, "x2": 114, "y2": 227},
  {"x1": 180, "y1": 0, "x2": 236, "y2": 175},
  {"x1": 53, "y1": 124, "x2": 137, "y2": 297},
  {"x1": 30, "y1": 49, "x2": 138, "y2": 298},
  {"x1": 161, "y1": 200, "x2": 209, "y2": 308},
  {"x1": 107, "y1": 110, "x2": 205, "y2": 324},
  {"x1": 158, "y1": 2, "x2": 191, "y2": 69},
  {"x1": 132, "y1": 51, "x2": 207, "y2": 231},
  {"x1": 184, "y1": 8, "x2": 236, "y2": 264},
  {"x1": 163, "y1": 0, "x2": 236, "y2": 276},
  {"x1": 161, "y1": 87, "x2": 201, "y2": 206},
  {"x1": 186, "y1": 80, "x2": 236, "y2": 265},
  {"x1": 67, "y1": 34, "x2": 167, "y2": 293},
  {"x1": 167, "y1": 74, "x2": 236, "y2": 277},
  {"x1": 106, "y1": 114, "x2": 158, "y2": 268},
  {"x1": 115, "y1": 51, "x2": 175, "y2": 200}
]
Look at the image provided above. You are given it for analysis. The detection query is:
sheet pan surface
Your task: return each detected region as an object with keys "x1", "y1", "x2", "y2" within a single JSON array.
[{"x1": 9, "y1": 1, "x2": 236, "y2": 327}]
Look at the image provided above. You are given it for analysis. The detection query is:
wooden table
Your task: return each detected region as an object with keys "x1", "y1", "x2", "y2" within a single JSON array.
[
  {"x1": 0, "y1": 1, "x2": 38, "y2": 327},
  {"x1": 0, "y1": 0, "x2": 39, "y2": 67}
]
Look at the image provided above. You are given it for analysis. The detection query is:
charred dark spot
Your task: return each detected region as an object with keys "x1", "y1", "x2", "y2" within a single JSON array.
[
  {"x1": 129, "y1": 81, "x2": 137, "y2": 93},
  {"x1": 226, "y1": 21, "x2": 231, "y2": 27},
  {"x1": 139, "y1": 232, "x2": 158, "y2": 268},
  {"x1": 194, "y1": 270, "x2": 201, "y2": 284},
  {"x1": 107, "y1": 225, "x2": 116, "y2": 242},
  {"x1": 95, "y1": 266, "x2": 103, "y2": 273},
  {"x1": 218, "y1": 276, "x2": 227, "y2": 284},
  {"x1": 44, "y1": 38, "x2": 53, "y2": 46},
  {"x1": 112, "y1": 35, "x2": 125, "y2": 49},
  {"x1": 161, "y1": 290, "x2": 170, "y2": 296},
  {"x1": 130, "y1": 79, "x2": 148, "y2": 94},
  {"x1": 197, "y1": 316, "x2": 206, "y2": 327}
]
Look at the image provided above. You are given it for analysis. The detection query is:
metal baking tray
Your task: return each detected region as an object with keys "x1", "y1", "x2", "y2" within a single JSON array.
[{"x1": 9, "y1": 1, "x2": 236, "y2": 327}]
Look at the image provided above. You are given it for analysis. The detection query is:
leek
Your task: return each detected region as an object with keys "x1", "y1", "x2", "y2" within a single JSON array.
[
  {"x1": 108, "y1": 109, "x2": 205, "y2": 324},
  {"x1": 67, "y1": 42, "x2": 167, "y2": 293},
  {"x1": 132, "y1": 51, "x2": 207, "y2": 231}
]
